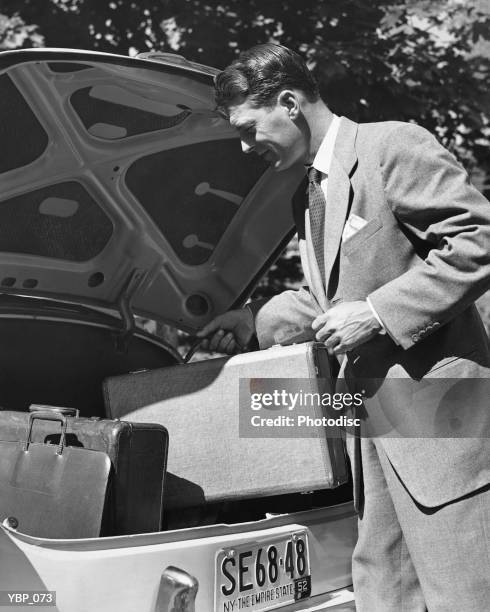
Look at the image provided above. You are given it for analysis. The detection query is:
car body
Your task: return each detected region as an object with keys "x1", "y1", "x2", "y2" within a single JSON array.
[{"x1": 0, "y1": 48, "x2": 356, "y2": 611}]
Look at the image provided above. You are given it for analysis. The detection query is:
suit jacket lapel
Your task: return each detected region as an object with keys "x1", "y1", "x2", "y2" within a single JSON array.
[
  {"x1": 323, "y1": 117, "x2": 359, "y2": 292},
  {"x1": 290, "y1": 117, "x2": 359, "y2": 307}
]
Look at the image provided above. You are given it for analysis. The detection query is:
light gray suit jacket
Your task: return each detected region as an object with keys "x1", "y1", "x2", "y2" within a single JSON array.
[{"x1": 252, "y1": 117, "x2": 490, "y2": 507}]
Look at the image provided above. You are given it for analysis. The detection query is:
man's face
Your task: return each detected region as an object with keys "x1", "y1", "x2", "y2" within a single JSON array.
[{"x1": 227, "y1": 95, "x2": 307, "y2": 171}]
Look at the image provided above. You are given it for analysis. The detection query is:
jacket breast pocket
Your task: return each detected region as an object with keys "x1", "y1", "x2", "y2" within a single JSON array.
[{"x1": 342, "y1": 216, "x2": 383, "y2": 256}]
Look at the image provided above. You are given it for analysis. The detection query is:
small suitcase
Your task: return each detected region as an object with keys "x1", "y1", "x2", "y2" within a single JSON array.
[
  {"x1": 0, "y1": 409, "x2": 111, "y2": 539},
  {"x1": 104, "y1": 342, "x2": 348, "y2": 510},
  {"x1": 0, "y1": 406, "x2": 168, "y2": 536}
]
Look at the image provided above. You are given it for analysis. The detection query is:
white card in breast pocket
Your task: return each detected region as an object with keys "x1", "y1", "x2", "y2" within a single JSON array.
[{"x1": 342, "y1": 214, "x2": 368, "y2": 242}]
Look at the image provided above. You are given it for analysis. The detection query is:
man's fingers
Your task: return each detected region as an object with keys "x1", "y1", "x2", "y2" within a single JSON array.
[
  {"x1": 196, "y1": 318, "x2": 222, "y2": 338},
  {"x1": 324, "y1": 334, "x2": 340, "y2": 350},
  {"x1": 208, "y1": 330, "x2": 241, "y2": 353},
  {"x1": 208, "y1": 329, "x2": 226, "y2": 352},
  {"x1": 219, "y1": 332, "x2": 235, "y2": 354},
  {"x1": 315, "y1": 324, "x2": 334, "y2": 342},
  {"x1": 311, "y1": 314, "x2": 329, "y2": 331},
  {"x1": 196, "y1": 309, "x2": 253, "y2": 353},
  {"x1": 333, "y1": 343, "x2": 347, "y2": 355},
  {"x1": 227, "y1": 339, "x2": 238, "y2": 354},
  {"x1": 197, "y1": 325, "x2": 242, "y2": 354}
]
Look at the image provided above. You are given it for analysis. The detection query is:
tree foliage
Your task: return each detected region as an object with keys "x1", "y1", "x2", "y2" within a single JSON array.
[{"x1": 0, "y1": 10, "x2": 43, "y2": 49}]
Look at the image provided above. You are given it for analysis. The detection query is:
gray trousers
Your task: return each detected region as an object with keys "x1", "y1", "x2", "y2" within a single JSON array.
[{"x1": 351, "y1": 437, "x2": 490, "y2": 611}]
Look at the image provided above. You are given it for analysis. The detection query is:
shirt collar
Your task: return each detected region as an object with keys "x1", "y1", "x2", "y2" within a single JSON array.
[{"x1": 311, "y1": 114, "x2": 341, "y2": 177}]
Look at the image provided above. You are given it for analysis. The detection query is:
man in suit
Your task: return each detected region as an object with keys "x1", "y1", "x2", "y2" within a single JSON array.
[{"x1": 198, "y1": 43, "x2": 490, "y2": 610}]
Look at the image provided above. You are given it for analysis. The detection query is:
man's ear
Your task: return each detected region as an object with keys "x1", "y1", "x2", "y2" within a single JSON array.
[{"x1": 277, "y1": 90, "x2": 301, "y2": 120}]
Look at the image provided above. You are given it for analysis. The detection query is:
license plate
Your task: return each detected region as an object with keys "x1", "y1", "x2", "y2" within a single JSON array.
[{"x1": 215, "y1": 530, "x2": 311, "y2": 612}]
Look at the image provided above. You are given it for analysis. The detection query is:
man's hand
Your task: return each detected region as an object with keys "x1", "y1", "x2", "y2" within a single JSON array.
[
  {"x1": 312, "y1": 301, "x2": 381, "y2": 354},
  {"x1": 196, "y1": 308, "x2": 255, "y2": 354}
]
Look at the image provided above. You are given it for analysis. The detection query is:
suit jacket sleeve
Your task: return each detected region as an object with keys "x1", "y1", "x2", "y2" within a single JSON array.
[
  {"x1": 368, "y1": 123, "x2": 490, "y2": 349},
  {"x1": 249, "y1": 285, "x2": 322, "y2": 349}
]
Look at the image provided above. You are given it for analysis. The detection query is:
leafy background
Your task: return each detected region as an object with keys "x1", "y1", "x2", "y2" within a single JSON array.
[{"x1": 1, "y1": 0, "x2": 489, "y2": 339}]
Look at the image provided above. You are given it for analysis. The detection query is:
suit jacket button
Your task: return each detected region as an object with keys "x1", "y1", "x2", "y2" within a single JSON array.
[
  {"x1": 433, "y1": 321, "x2": 440, "y2": 328},
  {"x1": 412, "y1": 333, "x2": 419, "y2": 343}
]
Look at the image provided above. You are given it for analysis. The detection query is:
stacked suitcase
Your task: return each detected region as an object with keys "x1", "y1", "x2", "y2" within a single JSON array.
[{"x1": 0, "y1": 406, "x2": 168, "y2": 537}]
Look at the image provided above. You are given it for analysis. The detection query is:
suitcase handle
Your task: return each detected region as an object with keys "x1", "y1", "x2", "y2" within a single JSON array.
[
  {"x1": 24, "y1": 411, "x2": 68, "y2": 455},
  {"x1": 29, "y1": 404, "x2": 79, "y2": 418}
]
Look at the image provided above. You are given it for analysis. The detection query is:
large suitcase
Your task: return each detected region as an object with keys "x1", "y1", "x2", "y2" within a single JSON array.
[
  {"x1": 0, "y1": 406, "x2": 168, "y2": 536},
  {"x1": 104, "y1": 342, "x2": 348, "y2": 510}
]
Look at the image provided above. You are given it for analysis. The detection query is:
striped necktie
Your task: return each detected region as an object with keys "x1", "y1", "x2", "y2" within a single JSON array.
[{"x1": 307, "y1": 166, "x2": 326, "y2": 282}]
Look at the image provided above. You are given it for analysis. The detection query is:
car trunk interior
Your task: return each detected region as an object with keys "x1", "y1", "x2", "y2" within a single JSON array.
[{"x1": 0, "y1": 308, "x2": 351, "y2": 537}]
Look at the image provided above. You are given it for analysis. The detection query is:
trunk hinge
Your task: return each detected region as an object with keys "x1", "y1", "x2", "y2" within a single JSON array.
[{"x1": 115, "y1": 268, "x2": 148, "y2": 353}]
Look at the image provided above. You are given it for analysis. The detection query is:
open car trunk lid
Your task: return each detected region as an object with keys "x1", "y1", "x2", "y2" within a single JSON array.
[{"x1": 0, "y1": 48, "x2": 304, "y2": 333}]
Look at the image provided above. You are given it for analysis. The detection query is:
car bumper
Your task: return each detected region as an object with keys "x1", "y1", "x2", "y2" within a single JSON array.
[{"x1": 1, "y1": 502, "x2": 356, "y2": 612}]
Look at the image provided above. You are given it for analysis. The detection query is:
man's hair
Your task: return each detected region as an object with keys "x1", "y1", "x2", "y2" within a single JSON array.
[{"x1": 214, "y1": 43, "x2": 320, "y2": 114}]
